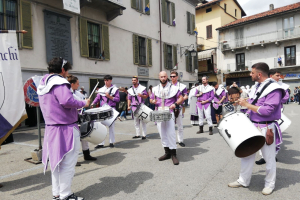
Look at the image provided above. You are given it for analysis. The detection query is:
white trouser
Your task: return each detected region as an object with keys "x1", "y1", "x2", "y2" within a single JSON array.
[
  {"x1": 157, "y1": 113, "x2": 176, "y2": 150},
  {"x1": 197, "y1": 105, "x2": 213, "y2": 127},
  {"x1": 100, "y1": 122, "x2": 115, "y2": 145},
  {"x1": 81, "y1": 140, "x2": 89, "y2": 151},
  {"x1": 176, "y1": 109, "x2": 184, "y2": 143},
  {"x1": 237, "y1": 123, "x2": 276, "y2": 189},
  {"x1": 51, "y1": 130, "x2": 80, "y2": 199},
  {"x1": 134, "y1": 117, "x2": 147, "y2": 137}
]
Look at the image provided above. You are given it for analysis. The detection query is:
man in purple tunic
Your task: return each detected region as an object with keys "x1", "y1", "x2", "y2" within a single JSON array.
[
  {"x1": 127, "y1": 76, "x2": 148, "y2": 139},
  {"x1": 37, "y1": 58, "x2": 90, "y2": 200},
  {"x1": 91, "y1": 75, "x2": 120, "y2": 148},
  {"x1": 150, "y1": 71, "x2": 183, "y2": 165},
  {"x1": 195, "y1": 77, "x2": 214, "y2": 135},
  {"x1": 211, "y1": 82, "x2": 227, "y2": 124},
  {"x1": 170, "y1": 71, "x2": 188, "y2": 147},
  {"x1": 228, "y1": 63, "x2": 284, "y2": 195},
  {"x1": 256, "y1": 69, "x2": 290, "y2": 165}
]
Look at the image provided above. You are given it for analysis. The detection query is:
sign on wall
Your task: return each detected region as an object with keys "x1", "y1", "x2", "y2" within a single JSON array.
[
  {"x1": 281, "y1": 73, "x2": 300, "y2": 80},
  {"x1": 44, "y1": 10, "x2": 73, "y2": 64},
  {"x1": 138, "y1": 67, "x2": 149, "y2": 77},
  {"x1": 63, "y1": 0, "x2": 80, "y2": 14}
]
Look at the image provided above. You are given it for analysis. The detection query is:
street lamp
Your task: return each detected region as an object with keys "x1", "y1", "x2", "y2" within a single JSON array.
[{"x1": 190, "y1": 49, "x2": 197, "y2": 57}]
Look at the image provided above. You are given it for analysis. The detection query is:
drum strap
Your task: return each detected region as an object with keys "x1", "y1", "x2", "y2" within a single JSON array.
[
  {"x1": 132, "y1": 87, "x2": 140, "y2": 104},
  {"x1": 251, "y1": 81, "x2": 272, "y2": 105},
  {"x1": 106, "y1": 88, "x2": 113, "y2": 103}
]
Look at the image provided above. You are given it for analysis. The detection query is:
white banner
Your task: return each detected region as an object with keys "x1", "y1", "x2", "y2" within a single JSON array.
[
  {"x1": 63, "y1": 0, "x2": 80, "y2": 14},
  {"x1": 0, "y1": 31, "x2": 27, "y2": 145}
]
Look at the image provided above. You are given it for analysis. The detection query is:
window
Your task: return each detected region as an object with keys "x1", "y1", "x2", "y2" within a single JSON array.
[
  {"x1": 138, "y1": 37, "x2": 146, "y2": 65},
  {"x1": 163, "y1": 43, "x2": 177, "y2": 69},
  {"x1": 186, "y1": 51, "x2": 198, "y2": 73},
  {"x1": 206, "y1": 8, "x2": 212, "y2": 13},
  {"x1": 283, "y1": 16, "x2": 294, "y2": 37},
  {"x1": 206, "y1": 25, "x2": 212, "y2": 39},
  {"x1": 133, "y1": 34, "x2": 152, "y2": 66},
  {"x1": 285, "y1": 46, "x2": 296, "y2": 66},
  {"x1": 235, "y1": 28, "x2": 244, "y2": 47},
  {"x1": 0, "y1": 0, "x2": 18, "y2": 30},
  {"x1": 236, "y1": 53, "x2": 245, "y2": 71},
  {"x1": 167, "y1": 45, "x2": 173, "y2": 69},
  {"x1": 235, "y1": 9, "x2": 237, "y2": 17},
  {"x1": 224, "y1": 4, "x2": 227, "y2": 12},
  {"x1": 162, "y1": 0, "x2": 175, "y2": 26},
  {"x1": 187, "y1": 11, "x2": 195, "y2": 34},
  {"x1": 131, "y1": 0, "x2": 150, "y2": 15},
  {"x1": 88, "y1": 22, "x2": 101, "y2": 59}
]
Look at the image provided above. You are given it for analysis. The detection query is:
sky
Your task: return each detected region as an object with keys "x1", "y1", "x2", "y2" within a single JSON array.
[{"x1": 238, "y1": 0, "x2": 299, "y2": 16}]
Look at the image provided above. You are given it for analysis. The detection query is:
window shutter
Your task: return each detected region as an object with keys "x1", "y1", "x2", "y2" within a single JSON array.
[
  {"x1": 133, "y1": 34, "x2": 139, "y2": 65},
  {"x1": 131, "y1": 0, "x2": 136, "y2": 9},
  {"x1": 173, "y1": 45, "x2": 177, "y2": 68},
  {"x1": 79, "y1": 18, "x2": 89, "y2": 57},
  {"x1": 147, "y1": 38, "x2": 152, "y2": 66},
  {"x1": 163, "y1": 43, "x2": 167, "y2": 69},
  {"x1": 192, "y1": 14, "x2": 195, "y2": 35},
  {"x1": 20, "y1": 0, "x2": 33, "y2": 49},
  {"x1": 187, "y1": 12, "x2": 191, "y2": 34},
  {"x1": 102, "y1": 25, "x2": 110, "y2": 60},
  {"x1": 145, "y1": 0, "x2": 150, "y2": 15},
  {"x1": 186, "y1": 54, "x2": 190, "y2": 72},
  {"x1": 171, "y1": 2, "x2": 175, "y2": 26},
  {"x1": 162, "y1": 0, "x2": 166, "y2": 23}
]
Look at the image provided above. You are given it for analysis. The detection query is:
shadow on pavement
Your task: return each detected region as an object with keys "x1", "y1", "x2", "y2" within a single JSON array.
[
  {"x1": 183, "y1": 137, "x2": 210, "y2": 148},
  {"x1": 115, "y1": 138, "x2": 150, "y2": 149},
  {"x1": 77, "y1": 171, "x2": 154, "y2": 199},
  {"x1": 177, "y1": 147, "x2": 209, "y2": 163},
  {"x1": 277, "y1": 139, "x2": 300, "y2": 165},
  {"x1": 92, "y1": 152, "x2": 127, "y2": 166}
]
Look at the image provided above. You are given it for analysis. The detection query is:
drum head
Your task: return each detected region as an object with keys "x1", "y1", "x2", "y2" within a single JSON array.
[
  {"x1": 235, "y1": 136, "x2": 265, "y2": 158},
  {"x1": 84, "y1": 107, "x2": 112, "y2": 114}
]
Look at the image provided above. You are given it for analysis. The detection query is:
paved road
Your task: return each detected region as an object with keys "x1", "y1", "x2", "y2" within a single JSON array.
[{"x1": 1, "y1": 104, "x2": 300, "y2": 200}]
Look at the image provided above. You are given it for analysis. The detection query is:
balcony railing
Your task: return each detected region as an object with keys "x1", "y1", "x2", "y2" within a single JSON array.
[
  {"x1": 226, "y1": 61, "x2": 252, "y2": 72},
  {"x1": 197, "y1": 37, "x2": 204, "y2": 46},
  {"x1": 222, "y1": 27, "x2": 300, "y2": 50},
  {"x1": 274, "y1": 55, "x2": 300, "y2": 68}
]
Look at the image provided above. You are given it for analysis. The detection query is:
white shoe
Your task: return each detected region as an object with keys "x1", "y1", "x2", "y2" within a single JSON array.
[
  {"x1": 262, "y1": 187, "x2": 273, "y2": 195},
  {"x1": 118, "y1": 117, "x2": 123, "y2": 122},
  {"x1": 228, "y1": 181, "x2": 246, "y2": 188}
]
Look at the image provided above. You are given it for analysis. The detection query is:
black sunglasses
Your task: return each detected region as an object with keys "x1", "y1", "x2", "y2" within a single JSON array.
[{"x1": 170, "y1": 76, "x2": 177, "y2": 78}]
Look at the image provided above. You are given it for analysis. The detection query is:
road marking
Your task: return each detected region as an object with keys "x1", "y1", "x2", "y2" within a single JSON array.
[{"x1": 13, "y1": 142, "x2": 39, "y2": 147}]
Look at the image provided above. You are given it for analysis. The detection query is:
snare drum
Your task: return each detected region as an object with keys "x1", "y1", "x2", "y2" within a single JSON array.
[
  {"x1": 101, "y1": 104, "x2": 119, "y2": 127},
  {"x1": 133, "y1": 103, "x2": 153, "y2": 123},
  {"x1": 80, "y1": 121, "x2": 107, "y2": 145},
  {"x1": 84, "y1": 107, "x2": 113, "y2": 122},
  {"x1": 150, "y1": 110, "x2": 172, "y2": 122}
]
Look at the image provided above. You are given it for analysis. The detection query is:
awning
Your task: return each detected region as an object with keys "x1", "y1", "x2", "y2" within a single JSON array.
[{"x1": 198, "y1": 49, "x2": 215, "y2": 61}]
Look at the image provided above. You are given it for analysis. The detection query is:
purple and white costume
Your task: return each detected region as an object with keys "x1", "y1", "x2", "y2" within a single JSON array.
[
  {"x1": 237, "y1": 78, "x2": 284, "y2": 190},
  {"x1": 128, "y1": 84, "x2": 148, "y2": 137},
  {"x1": 150, "y1": 82, "x2": 181, "y2": 150},
  {"x1": 92, "y1": 84, "x2": 120, "y2": 145},
  {"x1": 172, "y1": 81, "x2": 188, "y2": 143},
  {"x1": 195, "y1": 85, "x2": 214, "y2": 127},
  {"x1": 188, "y1": 86, "x2": 198, "y2": 125},
  {"x1": 37, "y1": 74, "x2": 86, "y2": 199}
]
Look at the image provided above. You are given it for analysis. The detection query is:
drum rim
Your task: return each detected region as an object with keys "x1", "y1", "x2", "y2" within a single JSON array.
[
  {"x1": 217, "y1": 111, "x2": 240, "y2": 127},
  {"x1": 80, "y1": 122, "x2": 94, "y2": 138},
  {"x1": 84, "y1": 107, "x2": 112, "y2": 114}
]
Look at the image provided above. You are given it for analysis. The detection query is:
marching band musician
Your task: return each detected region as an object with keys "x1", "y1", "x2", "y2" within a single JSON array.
[
  {"x1": 91, "y1": 75, "x2": 120, "y2": 148},
  {"x1": 127, "y1": 76, "x2": 148, "y2": 140},
  {"x1": 188, "y1": 83, "x2": 199, "y2": 126},
  {"x1": 37, "y1": 57, "x2": 90, "y2": 200},
  {"x1": 170, "y1": 71, "x2": 188, "y2": 147},
  {"x1": 228, "y1": 63, "x2": 284, "y2": 195},
  {"x1": 67, "y1": 75, "x2": 97, "y2": 164},
  {"x1": 211, "y1": 82, "x2": 227, "y2": 124},
  {"x1": 150, "y1": 71, "x2": 183, "y2": 165},
  {"x1": 195, "y1": 77, "x2": 214, "y2": 135},
  {"x1": 256, "y1": 69, "x2": 290, "y2": 165}
]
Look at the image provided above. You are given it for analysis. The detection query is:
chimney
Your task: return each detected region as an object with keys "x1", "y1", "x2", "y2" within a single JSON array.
[{"x1": 269, "y1": 4, "x2": 274, "y2": 11}]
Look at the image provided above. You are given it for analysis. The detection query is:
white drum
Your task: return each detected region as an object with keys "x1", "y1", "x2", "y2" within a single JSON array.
[
  {"x1": 81, "y1": 121, "x2": 107, "y2": 145},
  {"x1": 217, "y1": 112, "x2": 265, "y2": 158},
  {"x1": 84, "y1": 107, "x2": 113, "y2": 122},
  {"x1": 101, "y1": 104, "x2": 119, "y2": 127},
  {"x1": 150, "y1": 110, "x2": 172, "y2": 122},
  {"x1": 277, "y1": 113, "x2": 291, "y2": 133},
  {"x1": 133, "y1": 103, "x2": 153, "y2": 123}
]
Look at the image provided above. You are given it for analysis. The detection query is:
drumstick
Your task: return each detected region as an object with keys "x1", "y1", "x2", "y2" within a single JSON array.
[
  {"x1": 78, "y1": 82, "x2": 99, "y2": 112},
  {"x1": 233, "y1": 97, "x2": 249, "y2": 103}
]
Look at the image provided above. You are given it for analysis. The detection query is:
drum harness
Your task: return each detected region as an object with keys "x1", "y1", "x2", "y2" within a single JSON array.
[
  {"x1": 158, "y1": 83, "x2": 178, "y2": 122},
  {"x1": 250, "y1": 81, "x2": 275, "y2": 125}
]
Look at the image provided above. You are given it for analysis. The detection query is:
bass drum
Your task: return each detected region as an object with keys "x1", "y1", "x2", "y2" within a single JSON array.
[
  {"x1": 133, "y1": 103, "x2": 153, "y2": 123},
  {"x1": 81, "y1": 121, "x2": 107, "y2": 145},
  {"x1": 217, "y1": 112, "x2": 265, "y2": 158},
  {"x1": 101, "y1": 105, "x2": 119, "y2": 127},
  {"x1": 278, "y1": 113, "x2": 291, "y2": 133}
]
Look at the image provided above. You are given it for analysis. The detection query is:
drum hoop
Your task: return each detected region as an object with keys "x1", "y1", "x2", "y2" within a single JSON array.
[
  {"x1": 80, "y1": 122, "x2": 94, "y2": 138},
  {"x1": 217, "y1": 111, "x2": 237, "y2": 127},
  {"x1": 84, "y1": 107, "x2": 112, "y2": 114}
]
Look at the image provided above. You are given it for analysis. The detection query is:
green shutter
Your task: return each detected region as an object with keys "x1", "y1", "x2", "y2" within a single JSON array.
[
  {"x1": 80, "y1": 18, "x2": 89, "y2": 57},
  {"x1": 192, "y1": 14, "x2": 195, "y2": 35},
  {"x1": 133, "y1": 34, "x2": 139, "y2": 65},
  {"x1": 147, "y1": 38, "x2": 152, "y2": 66},
  {"x1": 162, "y1": 0, "x2": 166, "y2": 23},
  {"x1": 171, "y1": 2, "x2": 175, "y2": 26},
  {"x1": 145, "y1": 0, "x2": 150, "y2": 15},
  {"x1": 186, "y1": 54, "x2": 190, "y2": 72},
  {"x1": 131, "y1": 0, "x2": 136, "y2": 9},
  {"x1": 173, "y1": 45, "x2": 177, "y2": 68},
  {"x1": 20, "y1": 0, "x2": 33, "y2": 49},
  {"x1": 163, "y1": 43, "x2": 167, "y2": 69},
  {"x1": 102, "y1": 25, "x2": 110, "y2": 60},
  {"x1": 187, "y1": 12, "x2": 191, "y2": 34}
]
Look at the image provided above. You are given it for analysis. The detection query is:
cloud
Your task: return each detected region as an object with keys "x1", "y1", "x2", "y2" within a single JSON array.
[{"x1": 238, "y1": 0, "x2": 299, "y2": 16}]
